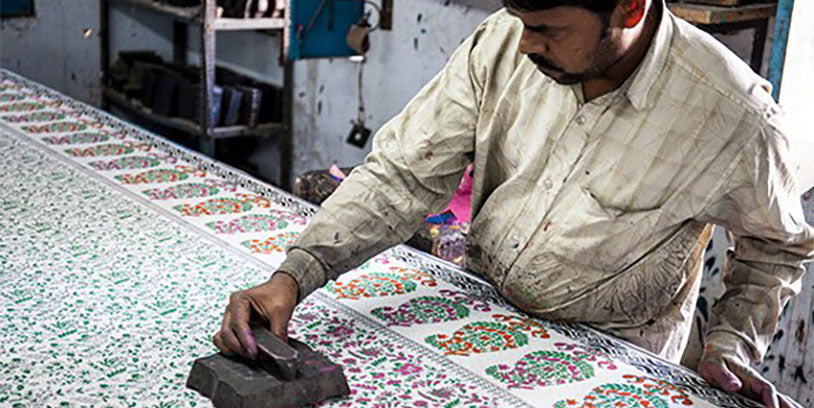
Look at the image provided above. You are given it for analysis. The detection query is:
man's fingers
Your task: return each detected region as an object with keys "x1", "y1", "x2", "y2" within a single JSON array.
[
  {"x1": 778, "y1": 393, "x2": 802, "y2": 408},
  {"x1": 219, "y1": 324, "x2": 245, "y2": 357},
  {"x1": 699, "y1": 359, "x2": 742, "y2": 393},
  {"x1": 758, "y1": 383, "x2": 779, "y2": 408},
  {"x1": 227, "y1": 292, "x2": 258, "y2": 358},
  {"x1": 212, "y1": 332, "x2": 236, "y2": 356},
  {"x1": 212, "y1": 277, "x2": 299, "y2": 360},
  {"x1": 269, "y1": 307, "x2": 290, "y2": 341},
  {"x1": 233, "y1": 325, "x2": 258, "y2": 359},
  {"x1": 229, "y1": 292, "x2": 257, "y2": 358},
  {"x1": 726, "y1": 357, "x2": 786, "y2": 408}
]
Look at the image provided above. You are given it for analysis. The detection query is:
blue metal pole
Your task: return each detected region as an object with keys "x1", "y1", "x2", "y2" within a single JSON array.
[{"x1": 768, "y1": 0, "x2": 795, "y2": 101}]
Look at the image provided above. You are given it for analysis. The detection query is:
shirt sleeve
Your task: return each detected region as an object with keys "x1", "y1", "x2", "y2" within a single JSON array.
[
  {"x1": 276, "y1": 14, "x2": 499, "y2": 302},
  {"x1": 700, "y1": 105, "x2": 814, "y2": 364}
]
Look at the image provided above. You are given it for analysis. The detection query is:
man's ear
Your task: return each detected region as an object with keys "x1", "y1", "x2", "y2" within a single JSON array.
[{"x1": 620, "y1": 0, "x2": 646, "y2": 28}]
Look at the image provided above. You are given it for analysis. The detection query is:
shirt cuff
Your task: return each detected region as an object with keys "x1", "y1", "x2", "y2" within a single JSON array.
[
  {"x1": 703, "y1": 330, "x2": 758, "y2": 365},
  {"x1": 275, "y1": 248, "x2": 329, "y2": 303}
]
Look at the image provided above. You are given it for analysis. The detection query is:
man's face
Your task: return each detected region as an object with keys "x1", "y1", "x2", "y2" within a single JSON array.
[{"x1": 507, "y1": 6, "x2": 625, "y2": 84}]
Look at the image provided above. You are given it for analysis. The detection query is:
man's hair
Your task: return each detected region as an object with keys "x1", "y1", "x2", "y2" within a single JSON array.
[{"x1": 503, "y1": 0, "x2": 619, "y2": 16}]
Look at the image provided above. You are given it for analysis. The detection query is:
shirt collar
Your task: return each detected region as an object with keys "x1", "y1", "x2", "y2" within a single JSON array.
[{"x1": 624, "y1": 0, "x2": 673, "y2": 111}]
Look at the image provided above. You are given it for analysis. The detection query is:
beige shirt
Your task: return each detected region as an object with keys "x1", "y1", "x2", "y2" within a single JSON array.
[{"x1": 279, "y1": 1, "x2": 814, "y2": 364}]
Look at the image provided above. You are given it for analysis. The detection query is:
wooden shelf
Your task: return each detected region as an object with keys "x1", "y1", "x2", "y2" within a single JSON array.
[
  {"x1": 110, "y1": 0, "x2": 201, "y2": 21},
  {"x1": 668, "y1": 2, "x2": 777, "y2": 24},
  {"x1": 109, "y1": 0, "x2": 285, "y2": 31},
  {"x1": 103, "y1": 87, "x2": 285, "y2": 139}
]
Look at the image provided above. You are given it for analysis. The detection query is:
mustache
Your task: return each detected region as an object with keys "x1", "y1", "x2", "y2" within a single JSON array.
[{"x1": 527, "y1": 53, "x2": 564, "y2": 73}]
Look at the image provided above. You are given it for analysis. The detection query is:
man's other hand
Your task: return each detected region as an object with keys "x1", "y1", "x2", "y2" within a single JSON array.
[
  {"x1": 212, "y1": 272, "x2": 299, "y2": 359},
  {"x1": 698, "y1": 350, "x2": 802, "y2": 408}
]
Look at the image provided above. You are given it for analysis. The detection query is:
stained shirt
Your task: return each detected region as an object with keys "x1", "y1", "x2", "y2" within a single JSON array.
[{"x1": 278, "y1": 0, "x2": 814, "y2": 364}]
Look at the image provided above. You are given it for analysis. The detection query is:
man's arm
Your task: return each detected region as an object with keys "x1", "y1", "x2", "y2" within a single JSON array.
[
  {"x1": 698, "y1": 105, "x2": 813, "y2": 407},
  {"x1": 277, "y1": 16, "x2": 499, "y2": 302}
]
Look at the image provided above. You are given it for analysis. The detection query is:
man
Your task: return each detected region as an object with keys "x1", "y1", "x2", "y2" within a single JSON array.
[{"x1": 214, "y1": 1, "x2": 813, "y2": 406}]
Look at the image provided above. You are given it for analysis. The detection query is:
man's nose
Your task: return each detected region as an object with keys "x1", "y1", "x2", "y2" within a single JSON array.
[{"x1": 518, "y1": 29, "x2": 548, "y2": 55}]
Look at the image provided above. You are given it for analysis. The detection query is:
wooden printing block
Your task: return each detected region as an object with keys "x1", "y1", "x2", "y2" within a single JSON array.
[
  {"x1": 253, "y1": 325, "x2": 298, "y2": 380},
  {"x1": 187, "y1": 338, "x2": 350, "y2": 408}
]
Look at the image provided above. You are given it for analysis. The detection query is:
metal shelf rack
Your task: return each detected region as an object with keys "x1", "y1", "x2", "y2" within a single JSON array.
[{"x1": 100, "y1": 0, "x2": 293, "y2": 186}]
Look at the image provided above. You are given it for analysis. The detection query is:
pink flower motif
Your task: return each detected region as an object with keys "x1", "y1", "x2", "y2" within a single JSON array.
[
  {"x1": 296, "y1": 312, "x2": 316, "y2": 322},
  {"x1": 359, "y1": 347, "x2": 381, "y2": 357},
  {"x1": 428, "y1": 388, "x2": 454, "y2": 399},
  {"x1": 328, "y1": 326, "x2": 354, "y2": 338},
  {"x1": 394, "y1": 363, "x2": 422, "y2": 376}
]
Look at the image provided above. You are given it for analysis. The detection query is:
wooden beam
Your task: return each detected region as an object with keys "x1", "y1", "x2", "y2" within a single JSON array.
[{"x1": 668, "y1": 3, "x2": 777, "y2": 24}]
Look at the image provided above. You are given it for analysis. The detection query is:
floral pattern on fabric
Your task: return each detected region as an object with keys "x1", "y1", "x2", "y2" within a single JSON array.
[
  {"x1": 486, "y1": 342, "x2": 618, "y2": 389},
  {"x1": 425, "y1": 314, "x2": 549, "y2": 356},
  {"x1": 290, "y1": 301, "x2": 503, "y2": 408},
  {"x1": 41, "y1": 132, "x2": 113, "y2": 145},
  {"x1": 0, "y1": 93, "x2": 25, "y2": 102},
  {"x1": 330, "y1": 266, "x2": 438, "y2": 300},
  {"x1": 371, "y1": 289, "x2": 492, "y2": 327},
  {"x1": 174, "y1": 193, "x2": 270, "y2": 216},
  {"x1": 88, "y1": 156, "x2": 164, "y2": 171},
  {"x1": 143, "y1": 181, "x2": 230, "y2": 201},
  {"x1": 241, "y1": 231, "x2": 301, "y2": 254},
  {"x1": 114, "y1": 165, "x2": 205, "y2": 185},
  {"x1": 22, "y1": 120, "x2": 101, "y2": 134},
  {"x1": 553, "y1": 375, "x2": 695, "y2": 407},
  {"x1": 206, "y1": 210, "x2": 306, "y2": 234},
  {"x1": 174, "y1": 197, "x2": 253, "y2": 216},
  {"x1": 2, "y1": 111, "x2": 68, "y2": 123},
  {"x1": 356, "y1": 253, "x2": 393, "y2": 269},
  {"x1": 65, "y1": 142, "x2": 151, "y2": 157},
  {"x1": 0, "y1": 101, "x2": 46, "y2": 112}
]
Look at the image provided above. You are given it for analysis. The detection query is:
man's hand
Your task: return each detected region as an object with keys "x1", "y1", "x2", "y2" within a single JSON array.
[
  {"x1": 698, "y1": 350, "x2": 802, "y2": 408},
  {"x1": 212, "y1": 272, "x2": 299, "y2": 359}
]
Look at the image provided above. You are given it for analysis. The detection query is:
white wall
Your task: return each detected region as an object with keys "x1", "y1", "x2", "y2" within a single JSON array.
[
  {"x1": 778, "y1": 2, "x2": 814, "y2": 190},
  {"x1": 0, "y1": 0, "x2": 101, "y2": 105}
]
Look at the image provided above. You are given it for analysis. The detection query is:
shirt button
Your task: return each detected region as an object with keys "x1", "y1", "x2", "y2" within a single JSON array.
[
  {"x1": 543, "y1": 179, "x2": 553, "y2": 190},
  {"x1": 575, "y1": 115, "x2": 587, "y2": 125},
  {"x1": 509, "y1": 236, "x2": 520, "y2": 249}
]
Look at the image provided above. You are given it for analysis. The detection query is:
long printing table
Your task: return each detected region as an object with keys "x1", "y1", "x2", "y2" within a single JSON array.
[{"x1": 0, "y1": 69, "x2": 759, "y2": 407}]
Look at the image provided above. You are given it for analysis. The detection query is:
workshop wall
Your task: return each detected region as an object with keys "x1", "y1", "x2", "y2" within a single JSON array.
[
  {"x1": 279, "y1": 0, "x2": 497, "y2": 184},
  {"x1": 0, "y1": 0, "x2": 102, "y2": 105},
  {"x1": 777, "y1": 0, "x2": 814, "y2": 188}
]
